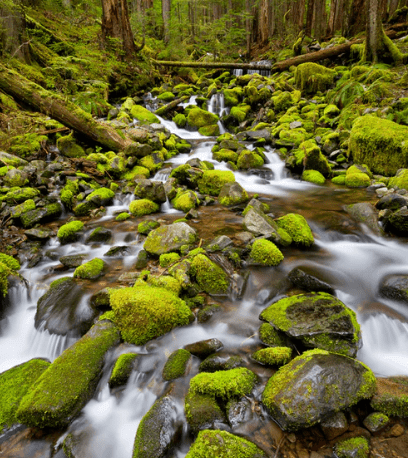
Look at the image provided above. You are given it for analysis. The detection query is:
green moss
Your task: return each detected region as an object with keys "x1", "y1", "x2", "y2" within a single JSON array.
[
  {"x1": 162, "y1": 349, "x2": 191, "y2": 381},
  {"x1": 237, "y1": 150, "x2": 264, "y2": 169},
  {"x1": 292, "y1": 141, "x2": 331, "y2": 177},
  {"x1": 272, "y1": 91, "x2": 293, "y2": 112},
  {"x1": 187, "y1": 107, "x2": 218, "y2": 128},
  {"x1": 109, "y1": 353, "x2": 138, "y2": 388},
  {"x1": 295, "y1": 63, "x2": 335, "y2": 94},
  {"x1": 334, "y1": 437, "x2": 369, "y2": 458},
  {"x1": 388, "y1": 168, "x2": 408, "y2": 190},
  {"x1": 190, "y1": 367, "x2": 257, "y2": 399},
  {"x1": 332, "y1": 175, "x2": 346, "y2": 185},
  {"x1": 302, "y1": 170, "x2": 326, "y2": 185},
  {"x1": 0, "y1": 253, "x2": 20, "y2": 271},
  {"x1": 129, "y1": 199, "x2": 159, "y2": 216},
  {"x1": 73, "y1": 258, "x2": 105, "y2": 280},
  {"x1": 230, "y1": 106, "x2": 247, "y2": 122},
  {"x1": 137, "y1": 219, "x2": 160, "y2": 234},
  {"x1": 57, "y1": 133, "x2": 86, "y2": 158},
  {"x1": 130, "y1": 105, "x2": 159, "y2": 124},
  {"x1": 185, "y1": 392, "x2": 226, "y2": 432},
  {"x1": 86, "y1": 187, "x2": 115, "y2": 202},
  {"x1": 249, "y1": 239, "x2": 284, "y2": 266},
  {"x1": 190, "y1": 254, "x2": 229, "y2": 295},
  {"x1": 49, "y1": 276, "x2": 72, "y2": 289},
  {"x1": 146, "y1": 275, "x2": 182, "y2": 296},
  {"x1": 157, "y1": 91, "x2": 175, "y2": 102},
  {"x1": 345, "y1": 172, "x2": 371, "y2": 188},
  {"x1": 139, "y1": 154, "x2": 163, "y2": 173},
  {"x1": 252, "y1": 347, "x2": 292, "y2": 366},
  {"x1": 213, "y1": 148, "x2": 239, "y2": 163},
  {"x1": 159, "y1": 252, "x2": 181, "y2": 268},
  {"x1": 109, "y1": 285, "x2": 193, "y2": 345},
  {"x1": 116, "y1": 212, "x2": 130, "y2": 221},
  {"x1": 57, "y1": 220, "x2": 84, "y2": 244},
  {"x1": 349, "y1": 116, "x2": 408, "y2": 176},
  {"x1": 185, "y1": 430, "x2": 266, "y2": 458},
  {"x1": 275, "y1": 213, "x2": 314, "y2": 247},
  {"x1": 0, "y1": 359, "x2": 50, "y2": 433},
  {"x1": 172, "y1": 113, "x2": 187, "y2": 128},
  {"x1": 16, "y1": 321, "x2": 120, "y2": 428},
  {"x1": 199, "y1": 124, "x2": 220, "y2": 136},
  {"x1": 171, "y1": 189, "x2": 199, "y2": 212},
  {"x1": 197, "y1": 170, "x2": 235, "y2": 196},
  {"x1": 259, "y1": 323, "x2": 287, "y2": 347},
  {"x1": 121, "y1": 165, "x2": 150, "y2": 181},
  {"x1": 3, "y1": 187, "x2": 40, "y2": 205}
]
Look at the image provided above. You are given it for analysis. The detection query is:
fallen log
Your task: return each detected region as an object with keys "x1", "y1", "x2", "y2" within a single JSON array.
[
  {"x1": 0, "y1": 64, "x2": 130, "y2": 152},
  {"x1": 154, "y1": 95, "x2": 189, "y2": 116},
  {"x1": 152, "y1": 60, "x2": 272, "y2": 71}
]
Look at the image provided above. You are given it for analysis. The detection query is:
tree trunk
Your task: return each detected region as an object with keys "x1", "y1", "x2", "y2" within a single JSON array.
[
  {"x1": 162, "y1": 0, "x2": 171, "y2": 44},
  {"x1": 366, "y1": 0, "x2": 383, "y2": 61},
  {"x1": 345, "y1": 0, "x2": 366, "y2": 36},
  {"x1": 0, "y1": 64, "x2": 129, "y2": 152},
  {"x1": 101, "y1": 0, "x2": 136, "y2": 58},
  {"x1": 305, "y1": 0, "x2": 315, "y2": 36},
  {"x1": 0, "y1": 4, "x2": 29, "y2": 61}
]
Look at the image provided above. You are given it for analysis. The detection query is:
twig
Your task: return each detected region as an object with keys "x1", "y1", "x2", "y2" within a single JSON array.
[
  {"x1": 273, "y1": 434, "x2": 286, "y2": 458},
  {"x1": 8, "y1": 39, "x2": 32, "y2": 61}
]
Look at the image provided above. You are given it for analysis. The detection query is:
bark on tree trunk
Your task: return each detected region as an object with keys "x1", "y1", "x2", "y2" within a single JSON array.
[
  {"x1": 162, "y1": 0, "x2": 171, "y2": 44},
  {"x1": 366, "y1": 0, "x2": 383, "y2": 61},
  {"x1": 101, "y1": 0, "x2": 136, "y2": 58},
  {"x1": 0, "y1": 64, "x2": 129, "y2": 152},
  {"x1": 305, "y1": 0, "x2": 315, "y2": 36}
]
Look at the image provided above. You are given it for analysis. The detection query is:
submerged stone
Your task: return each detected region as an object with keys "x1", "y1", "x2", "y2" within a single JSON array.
[
  {"x1": 259, "y1": 292, "x2": 361, "y2": 357},
  {"x1": 261, "y1": 349, "x2": 376, "y2": 431},
  {"x1": 16, "y1": 320, "x2": 120, "y2": 428}
]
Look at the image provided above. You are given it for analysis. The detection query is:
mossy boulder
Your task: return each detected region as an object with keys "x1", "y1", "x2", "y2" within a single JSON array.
[
  {"x1": 388, "y1": 168, "x2": 408, "y2": 190},
  {"x1": 197, "y1": 170, "x2": 235, "y2": 196},
  {"x1": 16, "y1": 321, "x2": 120, "y2": 428},
  {"x1": 348, "y1": 116, "x2": 408, "y2": 176},
  {"x1": 57, "y1": 133, "x2": 86, "y2": 158},
  {"x1": 272, "y1": 91, "x2": 293, "y2": 112},
  {"x1": 345, "y1": 172, "x2": 371, "y2": 188},
  {"x1": 295, "y1": 63, "x2": 336, "y2": 94},
  {"x1": 370, "y1": 376, "x2": 408, "y2": 418},
  {"x1": 187, "y1": 107, "x2": 218, "y2": 128},
  {"x1": 73, "y1": 258, "x2": 106, "y2": 280},
  {"x1": 262, "y1": 349, "x2": 376, "y2": 431},
  {"x1": 252, "y1": 347, "x2": 292, "y2": 366},
  {"x1": 143, "y1": 222, "x2": 197, "y2": 255},
  {"x1": 57, "y1": 220, "x2": 84, "y2": 244},
  {"x1": 129, "y1": 198, "x2": 160, "y2": 217},
  {"x1": 134, "y1": 179, "x2": 167, "y2": 204},
  {"x1": 259, "y1": 292, "x2": 361, "y2": 357},
  {"x1": 274, "y1": 213, "x2": 314, "y2": 247},
  {"x1": 171, "y1": 189, "x2": 200, "y2": 212},
  {"x1": 3, "y1": 187, "x2": 40, "y2": 205},
  {"x1": 292, "y1": 141, "x2": 331, "y2": 177},
  {"x1": 218, "y1": 182, "x2": 249, "y2": 206},
  {"x1": 302, "y1": 169, "x2": 326, "y2": 185},
  {"x1": 159, "y1": 252, "x2": 181, "y2": 268},
  {"x1": 130, "y1": 105, "x2": 159, "y2": 124},
  {"x1": 0, "y1": 253, "x2": 20, "y2": 298},
  {"x1": 237, "y1": 150, "x2": 264, "y2": 169},
  {"x1": 0, "y1": 358, "x2": 50, "y2": 434},
  {"x1": 3, "y1": 168, "x2": 29, "y2": 187},
  {"x1": 185, "y1": 392, "x2": 227, "y2": 432},
  {"x1": 162, "y1": 348, "x2": 191, "y2": 381},
  {"x1": 109, "y1": 353, "x2": 138, "y2": 388},
  {"x1": 185, "y1": 430, "x2": 267, "y2": 458},
  {"x1": 190, "y1": 254, "x2": 229, "y2": 295},
  {"x1": 109, "y1": 285, "x2": 193, "y2": 345},
  {"x1": 199, "y1": 124, "x2": 220, "y2": 136},
  {"x1": 133, "y1": 395, "x2": 177, "y2": 458},
  {"x1": 86, "y1": 187, "x2": 115, "y2": 206},
  {"x1": 213, "y1": 148, "x2": 239, "y2": 163},
  {"x1": 172, "y1": 113, "x2": 187, "y2": 128},
  {"x1": 333, "y1": 437, "x2": 369, "y2": 458},
  {"x1": 259, "y1": 323, "x2": 288, "y2": 347},
  {"x1": 137, "y1": 219, "x2": 160, "y2": 234},
  {"x1": 249, "y1": 239, "x2": 284, "y2": 266}
]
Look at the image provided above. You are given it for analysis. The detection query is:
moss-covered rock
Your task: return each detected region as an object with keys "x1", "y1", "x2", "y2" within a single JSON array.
[
  {"x1": 388, "y1": 168, "x2": 408, "y2": 190},
  {"x1": 370, "y1": 376, "x2": 408, "y2": 418},
  {"x1": 86, "y1": 187, "x2": 115, "y2": 206},
  {"x1": 162, "y1": 348, "x2": 191, "y2": 381},
  {"x1": 345, "y1": 172, "x2": 371, "y2": 188},
  {"x1": 0, "y1": 359, "x2": 50, "y2": 434},
  {"x1": 295, "y1": 63, "x2": 335, "y2": 94},
  {"x1": 2, "y1": 187, "x2": 40, "y2": 205},
  {"x1": 292, "y1": 141, "x2": 331, "y2": 177},
  {"x1": 172, "y1": 113, "x2": 187, "y2": 128},
  {"x1": 73, "y1": 258, "x2": 105, "y2": 280},
  {"x1": 159, "y1": 252, "x2": 181, "y2": 268},
  {"x1": 302, "y1": 169, "x2": 326, "y2": 185},
  {"x1": 213, "y1": 148, "x2": 239, "y2": 163},
  {"x1": 187, "y1": 107, "x2": 218, "y2": 128},
  {"x1": 57, "y1": 220, "x2": 84, "y2": 244},
  {"x1": 190, "y1": 254, "x2": 229, "y2": 295},
  {"x1": 348, "y1": 116, "x2": 408, "y2": 176},
  {"x1": 57, "y1": 132, "x2": 86, "y2": 158},
  {"x1": 249, "y1": 239, "x2": 284, "y2": 266},
  {"x1": 262, "y1": 349, "x2": 376, "y2": 431},
  {"x1": 252, "y1": 347, "x2": 292, "y2": 366},
  {"x1": 129, "y1": 198, "x2": 160, "y2": 216},
  {"x1": 171, "y1": 189, "x2": 200, "y2": 212},
  {"x1": 218, "y1": 182, "x2": 248, "y2": 206},
  {"x1": 185, "y1": 429, "x2": 267, "y2": 458},
  {"x1": 333, "y1": 436, "x2": 369, "y2": 458},
  {"x1": 197, "y1": 170, "x2": 235, "y2": 196},
  {"x1": 143, "y1": 222, "x2": 197, "y2": 255},
  {"x1": 272, "y1": 91, "x2": 293, "y2": 112},
  {"x1": 275, "y1": 213, "x2": 314, "y2": 247},
  {"x1": 259, "y1": 323, "x2": 288, "y2": 347},
  {"x1": 109, "y1": 353, "x2": 138, "y2": 388},
  {"x1": 16, "y1": 321, "x2": 120, "y2": 428},
  {"x1": 130, "y1": 105, "x2": 159, "y2": 124},
  {"x1": 260, "y1": 292, "x2": 361, "y2": 357},
  {"x1": 185, "y1": 391, "x2": 227, "y2": 432},
  {"x1": 109, "y1": 285, "x2": 193, "y2": 345}
]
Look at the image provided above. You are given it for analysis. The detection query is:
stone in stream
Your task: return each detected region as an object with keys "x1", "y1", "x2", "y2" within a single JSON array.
[
  {"x1": 320, "y1": 411, "x2": 349, "y2": 440},
  {"x1": 218, "y1": 181, "x2": 249, "y2": 206},
  {"x1": 288, "y1": 266, "x2": 335, "y2": 295},
  {"x1": 378, "y1": 274, "x2": 408, "y2": 303},
  {"x1": 16, "y1": 320, "x2": 121, "y2": 428},
  {"x1": 184, "y1": 338, "x2": 224, "y2": 358},
  {"x1": 243, "y1": 207, "x2": 291, "y2": 247},
  {"x1": 259, "y1": 292, "x2": 361, "y2": 357},
  {"x1": 35, "y1": 277, "x2": 98, "y2": 336},
  {"x1": 344, "y1": 202, "x2": 385, "y2": 237},
  {"x1": 134, "y1": 178, "x2": 167, "y2": 203},
  {"x1": 261, "y1": 349, "x2": 376, "y2": 431},
  {"x1": 185, "y1": 391, "x2": 228, "y2": 433},
  {"x1": 143, "y1": 222, "x2": 197, "y2": 255},
  {"x1": 24, "y1": 227, "x2": 55, "y2": 242},
  {"x1": 85, "y1": 227, "x2": 112, "y2": 243},
  {"x1": 109, "y1": 353, "x2": 139, "y2": 388}
]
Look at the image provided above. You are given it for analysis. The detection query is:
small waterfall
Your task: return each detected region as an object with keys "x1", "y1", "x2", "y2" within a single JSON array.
[
  {"x1": 153, "y1": 168, "x2": 172, "y2": 182},
  {"x1": 207, "y1": 93, "x2": 228, "y2": 117},
  {"x1": 233, "y1": 69, "x2": 243, "y2": 77}
]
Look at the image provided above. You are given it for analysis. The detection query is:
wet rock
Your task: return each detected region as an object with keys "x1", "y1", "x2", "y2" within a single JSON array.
[
  {"x1": 384, "y1": 206, "x2": 408, "y2": 236},
  {"x1": 85, "y1": 227, "x2": 112, "y2": 243},
  {"x1": 227, "y1": 397, "x2": 252, "y2": 428},
  {"x1": 59, "y1": 254, "x2": 89, "y2": 268},
  {"x1": 363, "y1": 412, "x2": 389, "y2": 435},
  {"x1": 16, "y1": 320, "x2": 121, "y2": 428},
  {"x1": 333, "y1": 436, "x2": 369, "y2": 458},
  {"x1": 190, "y1": 253, "x2": 230, "y2": 295},
  {"x1": 124, "y1": 142, "x2": 153, "y2": 158},
  {"x1": 288, "y1": 267, "x2": 335, "y2": 295},
  {"x1": 379, "y1": 274, "x2": 408, "y2": 303},
  {"x1": 35, "y1": 277, "x2": 98, "y2": 336},
  {"x1": 320, "y1": 412, "x2": 349, "y2": 440},
  {"x1": 162, "y1": 349, "x2": 191, "y2": 381},
  {"x1": 370, "y1": 376, "x2": 408, "y2": 418},
  {"x1": 197, "y1": 303, "x2": 221, "y2": 323},
  {"x1": 344, "y1": 202, "x2": 385, "y2": 236},
  {"x1": 134, "y1": 178, "x2": 167, "y2": 204},
  {"x1": 261, "y1": 349, "x2": 376, "y2": 431},
  {"x1": 3, "y1": 168, "x2": 29, "y2": 187},
  {"x1": 24, "y1": 227, "x2": 54, "y2": 242},
  {"x1": 90, "y1": 288, "x2": 110, "y2": 310},
  {"x1": 198, "y1": 353, "x2": 245, "y2": 372},
  {"x1": 63, "y1": 424, "x2": 96, "y2": 458},
  {"x1": 109, "y1": 353, "x2": 139, "y2": 388},
  {"x1": 258, "y1": 323, "x2": 288, "y2": 347},
  {"x1": 260, "y1": 292, "x2": 361, "y2": 357},
  {"x1": 73, "y1": 258, "x2": 106, "y2": 280},
  {"x1": 143, "y1": 222, "x2": 197, "y2": 255},
  {"x1": 218, "y1": 182, "x2": 249, "y2": 206},
  {"x1": 184, "y1": 338, "x2": 224, "y2": 358},
  {"x1": 104, "y1": 245, "x2": 131, "y2": 257},
  {"x1": 314, "y1": 211, "x2": 359, "y2": 234},
  {"x1": 375, "y1": 193, "x2": 408, "y2": 211},
  {"x1": 185, "y1": 392, "x2": 227, "y2": 432},
  {"x1": 243, "y1": 208, "x2": 289, "y2": 247},
  {"x1": 133, "y1": 395, "x2": 177, "y2": 458},
  {"x1": 135, "y1": 250, "x2": 149, "y2": 269}
]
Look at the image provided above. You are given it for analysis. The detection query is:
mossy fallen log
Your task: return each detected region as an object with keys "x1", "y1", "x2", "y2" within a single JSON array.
[
  {"x1": 155, "y1": 95, "x2": 189, "y2": 116},
  {"x1": 0, "y1": 64, "x2": 130, "y2": 152}
]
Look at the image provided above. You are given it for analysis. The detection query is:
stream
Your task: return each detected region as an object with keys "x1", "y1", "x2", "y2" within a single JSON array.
[{"x1": 0, "y1": 94, "x2": 407, "y2": 458}]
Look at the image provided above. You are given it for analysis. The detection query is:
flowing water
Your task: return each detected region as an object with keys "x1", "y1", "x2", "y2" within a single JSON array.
[{"x1": 0, "y1": 95, "x2": 407, "y2": 457}]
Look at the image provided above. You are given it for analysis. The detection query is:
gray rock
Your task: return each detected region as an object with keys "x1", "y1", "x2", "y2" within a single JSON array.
[
  {"x1": 134, "y1": 179, "x2": 167, "y2": 204},
  {"x1": 379, "y1": 274, "x2": 408, "y2": 303},
  {"x1": 144, "y1": 222, "x2": 197, "y2": 255},
  {"x1": 0, "y1": 151, "x2": 28, "y2": 167},
  {"x1": 262, "y1": 350, "x2": 376, "y2": 431},
  {"x1": 124, "y1": 142, "x2": 153, "y2": 157},
  {"x1": 289, "y1": 121, "x2": 303, "y2": 129},
  {"x1": 199, "y1": 353, "x2": 245, "y2": 372},
  {"x1": 207, "y1": 235, "x2": 233, "y2": 252},
  {"x1": 385, "y1": 206, "x2": 408, "y2": 236},
  {"x1": 86, "y1": 227, "x2": 112, "y2": 243},
  {"x1": 363, "y1": 412, "x2": 389, "y2": 435},
  {"x1": 227, "y1": 397, "x2": 252, "y2": 428},
  {"x1": 218, "y1": 182, "x2": 249, "y2": 206},
  {"x1": 288, "y1": 267, "x2": 335, "y2": 295},
  {"x1": 3, "y1": 169, "x2": 29, "y2": 187},
  {"x1": 376, "y1": 193, "x2": 408, "y2": 211},
  {"x1": 24, "y1": 227, "x2": 54, "y2": 242},
  {"x1": 345, "y1": 202, "x2": 385, "y2": 236},
  {"x1": 184, "y1": 338, "x2": 224, "y2": 358},
  {"x1": 59, "y1": 254, "x2": 88, "y2": 268},
  {"x1": 320, "y1": 412, "x2": 349, "y2": 440}
]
